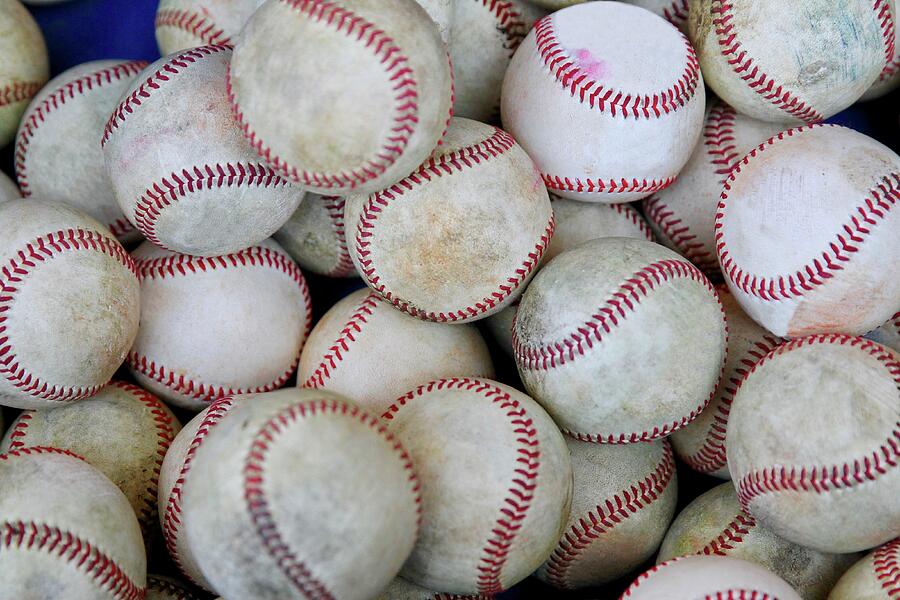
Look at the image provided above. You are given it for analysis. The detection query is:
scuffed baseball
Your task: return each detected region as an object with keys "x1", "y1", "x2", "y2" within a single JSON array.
[
  {"x1": 374, "y1": 577, "x2": 490, "y2": 600},
  {"x1": 298, "y1": 288, "x2": 494, "y2": 416},
  {"x1": 345, "y1": 117, "x2": 553, "y2": 323},
  {"x1": 0, "y1": 170, "x2": 20, "y2": 201},
  {"x1": 273, "y1": 192, "x2": 358, "y2": 278},
  {"x1": 658, "y1": 482, "x2": 858, "y2": 600},
  {"x1": 513, "y1": 237, "x2": 726, "y2": 443},
  {"x1": 228, "y1": 0, "x2": 453, "y2": 195},
  {"x1": 128, "y1": 239, "x2": 312, "y2": 411},
  {"x1": 622, "y1": 555, "x2": 801, "y2": 599},
  {"x1": 0, "y1": 0, "x2": 48, "y2": 147},
  {"x1": 828, "y1": 538, "x2": 900, "y2": 600},
  {"x1": 15, "y1": 59, "x2": 147, "y2": 241},
  {"x1": 383, "y1": 378, "x2": 573, "y2": 595},
  {"x1": 860, "y1": 4, "x2": 900, "y2": 102},
  {"x1": 727, "y1": 334, "x2": 900, "y2": 553},
  {"x1": 643, "y1": 101, "x2": 784, "y2": 277},
  {"x1": 147, "y1": 574, "x2": 205, "y2": 600},
  {"x1": 535, "y1": 439, "x2": 678, "y2": 590},
  {"x1": 0, "y1": 380, "x2": 181, "y2": 539},
  {"x1": 501, "y1": 2, "x2": 705, "y2": 202},
  {"x1": 0, "y1": 447, "x2": 146, "y2": 598},
  {"x1": 671, "y1": 285, "x2": 783, "y2": 479},
  {"x1": 716, "y1": 124, "x2": 900, "y2": 337},
  {"x1": 868, "y1": 312, "x2": 900, "y2": 353},
  {"x1": 155, "y1": 0, "x2": 266, "y2": 55},
  {"x1": 688, "y1": 0, "x2": 887, "y2": 124},
  {"x1": 181, "y1": 389, "x2": 421, "y2": 600},
  {"x1": 102, "y1": 45, "x2": 303, "y2": 256},
  {"x1": 0, "y1": 199, "x2": 140, "y2": 410}
]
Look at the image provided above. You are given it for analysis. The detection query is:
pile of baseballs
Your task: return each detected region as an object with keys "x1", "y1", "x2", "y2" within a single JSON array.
[{"x1": 0, "y1": 0, "x2": 897, "y2": 598}]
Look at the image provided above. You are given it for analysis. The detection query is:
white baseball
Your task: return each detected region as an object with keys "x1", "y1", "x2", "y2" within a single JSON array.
[
  {"x1": 180, "y1": 389, "x2": 421, "y2": 599},
  {"x1": 15, "y1": 59, "x2": 147, "y2": 241},
  {"x1": 501, "y1": 1, "x2": 705, "y2": 202},
  {"x1": 658, "y1": 482, "x2": 859, "y2": 599},
  {"x1": 102, "y1": 45, "x2": 303, "y2": 256},
  {"x1": 643, "y1": 101, "x2": 783, "y2": 277},
  {"x1": 0, "y1": 170, "x2": 20, "y2": 201},
  {"x1": 535, "y1": 439, "x2": 677, "y2": 590},
  {"x1": 828, "y1": 538, "x2": 900, "y2": 600},
  {"x1": 622, "y1": 555, "x2": 801, "y2": 599},
  {"x1": 228, "y1": 0, "x2": 453, "y2": 195},
  {"x1": 513, "y1": 237, "x2": 727, "y2": 443},
  {"x1": 375, "y1": 577, "x2": 489, "y2": 600},
  {"x1": 716, "y1": 124, "x2": 900, "y2": 338},
  {"x1": 273, "y1": 192, "x2": 357, "y2": 278},
  {"x1": 868, "y1": 312, "x2": 900, "y2": 353},
  {"x1": 147, "y1": 574, "x2": 205, "y2": 600},
  {"x1": 298, "y1": 288, "x2": 494, "y2": 416},
  {"x1": 127, "y1": 239, "x2": 312, "y2": 411},
  {"x1": 0, "y1": 447, "x2": 146, "y2": 599},
  {"x1": 155, "y1": 0, "x2": 266, "y2": 54},
  {"x1": 345, "y1": 117, "x2": 553, "y2": 323},
  {"x1": 383, "y1": 377, "x2": 573, "y2": 595},
  {"x1": 688, "y1": 0, "x2": 890, "y2": 124},
  {"x1": 0, "y1": 199, "x2": 140, "y2": 410},
  {"x1": 0, "y1": 0, "x2": 48, "y2": 147},
  {"x1": 860, "y1": 0, "x2": 900, "y2": 102},
  {"x1": 670, "y1": 285, "x2": 783, "y2": 479},
  {"x1": 727, "y1": 334, "x2": 900, "y2": 553}
]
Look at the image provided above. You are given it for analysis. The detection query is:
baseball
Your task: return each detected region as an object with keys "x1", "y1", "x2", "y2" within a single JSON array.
[
  {"x1": 155, "y1": 0, "x2": 265, "y2": 55},
  {"x1": 228, "y1": 0, "x2": 453, "y2": 195},
  {"x1": 535, "y1": 439, "x2": 677, "y2": 590},
  {"x1": 670, "y1": 285, "x2": 783, "y2": 479},
  {"x1": 383, "y1": 378, "x2": 573, "y2": 595},
  {"x1": 375, "y1": 577, "x2": 489, "y2": 600},
  {"x1": 727, "y1": 334, "x2": 900, "y2": 553},
  {"x1": 102, "y1": 45, "x2": 303, "y2": 256},
  {"x1": 868, "y1": 311, "x2": 900, "y2": 352},
  {"x1": 180, "y1": 389, "x2": 421, "y2": 600},
  {"x1": 147, "y1": 574, "x2": 205, "y2": 600},
  {"x1": 127, "y1": 239, "x2": 311, "y2": 411},
  {"x1": 273, "y1": 192, "x2": 357, "y2": 278},
  {"x1": 0, "y1": 169, "x2": 20, "y2": 201},
  {"x1": 15, "y1": 59, "x2": 147, "y2": 241},
  {"x1": 0, "y1": 199, "x2": 140, "y2": 410},
  {"x1": 0, "y1": 446, "x2": 146, "y2": 598},
  {"x1": 0, "y1": 0, "x2": 48, "y2": 147},
  {"x1": 688, "y1": 0, "x2": 889, "y2": 124},
  {"x1": 828, "y1": 538, "x2": 900, "y2": 600},
  {"x1": 0, "y1": 380, "x2": 180, "y2": 539},
  {"x1": 622, "y1": 0, "x2": 690, "y2": 31},
  {"x1": 346, "y1": 117, "x2": 553, "y2": 323},
  {"x1": 414, "y1": 0, "x2": 452, "y2": 43},
  {"x1": 643, "y1": 101, "x2": 783, "y2": 277},
  {"x1": 298, "y1": 288, "x2": 495, "y2": 416},
  {"x1": 658, "y1": 482, "x2": 859, "y2": 599},
  {"x1": 622, "y1": 555, "x2": 801, "y2": 599},
  {"x1": 513, "y1": 237, "x2": 727, "y2": 443},
  {"x1": 716, "y1": 124, "x2": 900, "y2": 337},
  {"x1": 861, "y1": 2, "x2": 900, "y2": 102},
  {"x1": 501, "y1": 1, "x2": 705, "y2": 202}
]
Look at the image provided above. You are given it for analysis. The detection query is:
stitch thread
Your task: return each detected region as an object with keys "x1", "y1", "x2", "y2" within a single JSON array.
[
  {"x1": 699, "y1": 512, "x2": 756, "y2": 555},
  {"x1": 226, "y1": 0, "x2": 421, "y2": 190},
  {"x1": 322, "y1": 196, "x2": 355, "y2": 277},
  {"x1": 0, "y1": 81, "x2": 43, "y2": 108},
  {"x1": 0, "y1": 229, "x2": 137, "y2": 403},
  {"x1": 543, "y1": 174, "x2": 676, "y2": 195},
  {"x1": 605, "y1": 201, "x2": 656, "y2": 241},
  {"x1": 876, "y1": 0, "x2": 897, "y2": 80},
  {"x1": 155, "y1": 9, "x2": 232, "y2": 47},
  {"x1": 244, "y1": 398, "x2": 420, "y2": 598},
  {"x1": 874, "y1": 538, "x2": 900, "y2": 598},
  {"x1": 355, "y1": 127, "x2": 554, "y2": 323},
  {"x1": 621, "y1": 556, "x2": 777, "y2": 599},
  {"x1": 383, "y1": 378, "x2": 539, "y2": 594},
  {"x1": 480, "y1": 0, "x2": 528, "y2": 54},
  {"x1": 735, "y1": 334, "x2": 900, "y2": 513},
  {"x1": 107, "y1": 217, "x2": 136, "y2": 239},
  {"x1": 147, "y1": 574, "x2": 205, "y2": 600},
  {"x1": 662, "y1": 0, "x2": 690, "y2": 27},
  {"x1": 0, "y1": 446, "x2": 85, "y2": 461},
  {"x1": 716, "y1": 125, "x2": 899, "y2": 302},
  {"x1": 543, "y1": 442, "x2": 675, "y2": 589}
]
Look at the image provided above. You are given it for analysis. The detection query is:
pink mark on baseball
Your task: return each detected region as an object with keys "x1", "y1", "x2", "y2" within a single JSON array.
[{"x1": 573, "y1": 48, "x2": 607, "y2": 78}]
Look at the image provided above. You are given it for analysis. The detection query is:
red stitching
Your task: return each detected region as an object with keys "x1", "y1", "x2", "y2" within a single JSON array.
[
  {"x1": 622, "y1": 557, "x2": 777, "y2": 599},
  {"x1": 322, "y1": 196, "x2": 355, "y2": 277},
  {"x1": 481, "y1": 0, "x2": 528, "y2": 53},
  {"x1": 716, "y1": 125, "x2": 899, "y2": 302},
  {"x1": 147, "y1": 575, "x2": 205, "y2": 600},
  {"x1": 699, "y1": 512, "x2": 757, "y2": 556},
  {"x1": 662, "y1": 0, "x2": 690, "y2": 26},
  {"x1": 131, "y1": 161, "x2": 290, "y2": 251},
  {"x1": 383, "y1": 378, "x2": 539, "y2": 595},
  {"x1": 533, "y1": 13, "x2": 700, "y2": 119},
  {"x1": 101, "y1": 45, "x2": 230, "y2": 147},
  {"x1": 876, "y1": 0, "x2": 897, "y2": 81},
  {"x1": 712, "y1": 1, "x2": 823, "y2": 123},
  {"x1": 226, "y1": 0, "x2": 420, "y2": 190},
  {"x1": 0, "y1": 229, "x2": 137, "y2": 403},
  {"x1": 303, "y1": 291, "x2": 379, "y2": 388},
  {"x1": 874, "y1": 538, "x2": 900, "y2": 598},
  {"x1": 543, "y1": 174, "x2": 676, "y2": 195},
  {"x1": 542, "y1": 442, "x2": 675, "y2": 589},
  {"x1": 736, "y1": 334, "x2": 900, "y2": 513},
  {"x1": 162, "y1": 397, "x2": 236, "y2": 586},
  {"x1": 5, "y1": 412, "x2": 32, "y2": 450},
  {"x1": 154, "y1": 9, "x2": 233, "y2": 47},
  {"x1": 0, "y1": 81, "x2": 43, "y2": 108},
  {"x1": 107, "y1": 217, "x2": 136, "y2": 239},
  {"x1": 604, "y1": 202, "x2": 656, "y2": 242},
  {"x1": 355, "y1": 127, "x2": 553, "y2": 323},
  {"x1": 0, "y1": 445, "x2": 85, "y2": 461},
  {"x1": 129, "y1": 246, "x2": 312, "y2": 405},
  {"x1": 244, "y1": 397, "x2": 421, "y2": 598}
]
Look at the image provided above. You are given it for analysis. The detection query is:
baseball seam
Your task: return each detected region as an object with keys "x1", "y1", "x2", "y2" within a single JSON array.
[
  {"x1": 736, "y1": 334, "x2": 900, "y2": 512},
  {"x1": 481, "y1": 0, "x2": 528, "y2": 53},
  {"x1": 147, "y1": 575, "x2": 204, "y2": 600},
  {"x1": 662, "y1": 0, "x2": 690, "y2": 27},
  {"x1": 716, "y1": 125, "x2": 899, "y2": 302},
  {"x1": 244, "y1": 398, "x2": 421, "y2": 598},
  {"x1": 383, "y1": 377, "x2": 539, "y2": 595},
  {"x1": 607, "y1": 202, "x2": 656, "y2": 242},
  {"x1": 0, "y1": 229, "x2": 137, "y2": 403},
  {"x1": 542, "y1": 173, "x2": 677, "y2": 196},
  {"x1": 154, "y1": 9, "x2": 233, "y2": 47},
  {"x1": 0, "y1": 81, "x2": 43, "y2": 108},
  {"x1": 542, "y1": 442, "x2": 675, "y2": 589},
  {"x1": 874, "y1": 538, "x2": 900, "y2": 598},
  {"x1": 355, "y1": 127, "x2": 554, "y2": 323},
  {"x1": 698, "y1": 512, "x2": 757, "y2": 555},
  {"x1": 0, "y1": 445, "x2": 84, "y2": 461},
  {"x1": 322, "y1": 196, "x2": 356, "y2": 277},
  {"x1": 622, "y1": 556, "x2": 777, "y2": 599},
  {"x1": 876, "y1": 0, "x2": 897, "y2": 80},
  {"x1": 226, "y1": 0, "x2": 420, "y2": 190}
]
